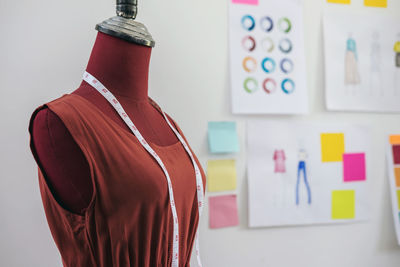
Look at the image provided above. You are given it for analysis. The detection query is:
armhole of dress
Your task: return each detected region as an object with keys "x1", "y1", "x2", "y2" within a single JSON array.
[{"x1": 28, "y1": 104, "x2": 97, "y2": 218}]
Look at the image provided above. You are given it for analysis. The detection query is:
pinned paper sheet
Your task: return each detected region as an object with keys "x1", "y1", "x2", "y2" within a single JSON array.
[
  {"x1": 207, "y1": 159, "x2": 237, "y2": 192},
  {"x1": 364, "y1": 0, "x2": 387, "y2": 7},
  {"x1": 229, "y1": 0, "x2": 308, "y2": 114},
  {"x1": 208, "y1": 121, "x2": 239, "y2": 154},
  {"x1": 343, "y1": 153, "x2": 366, "y2": 182},
  {"x1": 321, "y1": 133, "x2": 345, "y2": 162},
  {"x1": 386, "y1": 135, "x2": 400, "y2": 245},
  {"x1": 332, "y1": 190, "x2": 355, "y2": 219},
  {"x1": 323, "y1": 11, "x2": 400, "y2": 112},
  {"x1": 232, "y1": 0, "x2": 258, "y2": 5},
  {"x1": 209, "y1": 194, "x2": 239, "y2": 229},
  {"x1": 247, "y1": 120, "x2": 370, "y2": 227},
  {"x1": 327, "y1": 0, "x2": 351, "y2": 4}
]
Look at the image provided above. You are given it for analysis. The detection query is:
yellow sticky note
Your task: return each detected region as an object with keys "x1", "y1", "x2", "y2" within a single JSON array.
[
  {"x1": 397, "y1": 190, "x2": 400, "y2": 210},
  {"x1": 207, "y1": 159, "x2": 237, "y2": 192},
  {"x1": 332, "y1": 190, "x2": 355, "y2": 219},
  {"x1": 327, "y1": 0, "x2": 351, "y2": 4},
  {"x1": 321, "y1": 133, "x2": 345, "y2": 162},
  {"x1": 364, "y1": 0, "x2": 387, "y2": 8}
]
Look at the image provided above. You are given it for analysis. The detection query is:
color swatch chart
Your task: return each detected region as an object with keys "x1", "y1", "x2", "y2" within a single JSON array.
[
  {"x1": 386, "y1": 135, "x2": 400, "y2": 245},
  {"x1": 229, "y1": 0, "x2": 308, "y2": 114}
]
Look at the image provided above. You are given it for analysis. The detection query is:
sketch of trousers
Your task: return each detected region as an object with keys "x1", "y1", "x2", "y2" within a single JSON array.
[{"x1": 296, "y1": 161, "x2": 312, "y2": 205}]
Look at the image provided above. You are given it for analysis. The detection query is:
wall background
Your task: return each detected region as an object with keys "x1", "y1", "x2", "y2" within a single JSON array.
[{"x1": 1, "y1": 0, "x2": 400, "y2": 266}]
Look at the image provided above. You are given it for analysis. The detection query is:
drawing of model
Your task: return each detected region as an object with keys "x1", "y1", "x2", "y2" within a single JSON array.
[
  {"x1": 345, "y1": 33, "x2": 360, "y2": 94},
  {"x1": 296, "y1": 148, "x2": 311, "y2": 205},
  {"x1": 370, "y1": 31, "x2": 383, "y2": 96},
  {"x1": 394, "y1": 33, "x2": 400, "y2": 95},
  {"x1": 273, "y1": 149, "x2": 286, "y2": 173},
  {"x1": 272, "y1": 149, "x2": 287, "y2": 208},
  {"x1": 394, "y1": 34, "x2": 400, "y2": 68}
]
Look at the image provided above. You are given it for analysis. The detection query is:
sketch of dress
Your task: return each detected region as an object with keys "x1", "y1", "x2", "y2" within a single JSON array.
[
  {"x1": 345, "y1": 35, "x2": 361, "y2": 86},
  {"x1": 273, "y1": 149, "x2": 286, "y2": 173},
  {"x1": 370, "y1": 32, "x2": 382, "y2": 96},
  {"x1": 394, "y1": 35, "x2": 400, "y2": 95}
]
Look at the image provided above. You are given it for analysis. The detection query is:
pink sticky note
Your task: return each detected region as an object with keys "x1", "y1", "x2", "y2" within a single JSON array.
[
  {"x1": 232, "y1": 0, "x2": 259, "y2": 5},
  {"x1": 209, "y1": 194, "x2": 239, "y2": 229},
  {"x1": 343, "y1": 153, "x2": 366, "y2": 182}
]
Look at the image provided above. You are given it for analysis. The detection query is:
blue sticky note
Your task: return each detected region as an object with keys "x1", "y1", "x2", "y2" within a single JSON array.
[{"x1": 208, "y1": 121, "x2": 239, "y2": 153}]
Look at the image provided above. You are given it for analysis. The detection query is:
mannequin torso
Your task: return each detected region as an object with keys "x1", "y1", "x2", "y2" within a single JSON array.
[{"x1": 31, "y1": 32, "x2": 179, "y2": 215}]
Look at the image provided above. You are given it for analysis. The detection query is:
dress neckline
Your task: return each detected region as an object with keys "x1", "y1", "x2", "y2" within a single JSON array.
[{"x1": 64, "y1": 93, "x2": 182, "y2": 149}]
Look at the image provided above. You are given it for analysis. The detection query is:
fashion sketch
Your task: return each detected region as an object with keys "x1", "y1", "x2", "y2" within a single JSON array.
[
  {"x1": 295, "y1": 148, "x2": 311, "y2": 206},
  {"x1": 394, "y1": 33, "x2": 400, "y2": 95},
  {"x1": 370, "y1": 31, "x2": 383, "y2": 96},
  {"x1": 394, "y1": 34, "x2": 400, "y2": 68},
  {"x1": 273, "y1": 149, "x2": 286, "y2": 173},
  {"x1": 345, "y1": 33, "x2": 361, "y2": 93},
  {"x1": 272, "y1": 149, "x2": 287, "y2": 207}
]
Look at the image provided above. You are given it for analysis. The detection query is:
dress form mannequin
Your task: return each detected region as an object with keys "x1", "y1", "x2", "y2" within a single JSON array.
[{"x1": 30, "y1": 3, "x2": 179, "y2": 215}]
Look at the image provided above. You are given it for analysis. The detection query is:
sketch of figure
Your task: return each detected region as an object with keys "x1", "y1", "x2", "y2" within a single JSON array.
[
  {"x1": 394, "y1": 33, "x2": 400, "y2": 95},
  {"x1": 370, "y1": 31, "x2": 383, "y2": 96},
  {"x1": 273, "y1": 149, "x2": 286, "y2": 173},
  {"x1": 295, "y1": 148, "x2": 311, "y2": 205},
  {"x1": 345, "y1": 33, "x2": 361, "y2": 92},
  {"x1": 394, "y1": 34, "x2": 400, "y2": 68}
]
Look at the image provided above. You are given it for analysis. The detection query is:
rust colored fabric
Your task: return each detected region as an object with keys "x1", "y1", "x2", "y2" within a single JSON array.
[{"x1": 28, "y1": 93, "x2": 206, "y2": 267}]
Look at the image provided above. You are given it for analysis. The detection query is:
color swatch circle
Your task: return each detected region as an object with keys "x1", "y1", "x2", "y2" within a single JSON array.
[
  {"x1": 263, "y1": 78, "x2": 277, "y2": 94},
  {"x1": 261, "y1": 37, "x2": 274, "y2": 53},
  {"x1": 260, "y1": 16, "x2": 274, "y2": 32},
  {"x1": 244, "y1": 78, "x2": 258, "y2": 93},
  {"x1": 241, "y1": 15, "x2": 256, "y2": 31},
  {"x1": 280, "y1": 58, "x2": 294, "y2": 74},
  {"x1": 242, "y1": 57, "x2": 257, "y2": 73},
  {"x1": 278, "y1": 17, "x2": 292, "y2": 33},
  {"x1": 281, "y1": 78, "x2": 295, "y2": 94},
  {"x1": 261, "y1": 57, "x2": 276, "y2": 73},
  {"x1": 279, "y1": 38, "x2": 293, "y2": 54},
  {"x1": 242, "y1": 36, "x2": 256, "y2": 52}
]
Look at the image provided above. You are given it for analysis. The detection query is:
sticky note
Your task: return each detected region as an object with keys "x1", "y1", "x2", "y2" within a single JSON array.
[
  {"x1": 209, "y1": 194, "x2": 239, "y2": 229},
  {"x1": 364, "y1": 0, "x2": 387, "y2": 7},
  {"x1": 394, "y1": 168, "x2": 400, "y2": 187},
  {"x1": 390, "y1": 135, "x2": 400, "y2": 145},
  {"x1": 343, "y1": 153, "x2": 366, "y2": 182},
  {"x1": 208, "y1": 121, "x2": 240, "y2": 154},
  {"x1": 321, "y1": 133, "x2": 345, "y2": 162},
  {"x1": 232, "y1": 0, "x2": 259, "y2": 5},
  {"x1": 327, "y1": 0, "x2": 351, "y2": 4},
  {"x1": 207, "y1": 159, "x2": 237, "y2": 192},
  {"x1": 393, "y1": 145, "x2": 400, "y2": 164},
  {"x1": 332, "y1": 190, "x2": 355, "y2": 219},
  {"x1": 397, "y1": 190, "x2": 400, "y2": 210}
]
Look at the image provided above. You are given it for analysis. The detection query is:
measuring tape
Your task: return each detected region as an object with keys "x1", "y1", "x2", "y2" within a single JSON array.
[{"x1": 83, "y1": 71, "x2": 205, "y2": 267}]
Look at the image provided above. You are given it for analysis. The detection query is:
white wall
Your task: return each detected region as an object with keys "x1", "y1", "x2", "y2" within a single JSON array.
[{"x1": 1, "y1": 0, "x2": 400, "y2": 266}]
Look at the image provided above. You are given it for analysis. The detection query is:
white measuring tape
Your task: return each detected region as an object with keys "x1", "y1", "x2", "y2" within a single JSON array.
[{"x1": 83, "y1": 71, "x2": 204, "y2": 267}]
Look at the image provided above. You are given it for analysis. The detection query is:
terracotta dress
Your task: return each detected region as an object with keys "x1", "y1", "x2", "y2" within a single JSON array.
[{"x1": 28, "y1": 93, "x2": 206, "y2": 267}]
